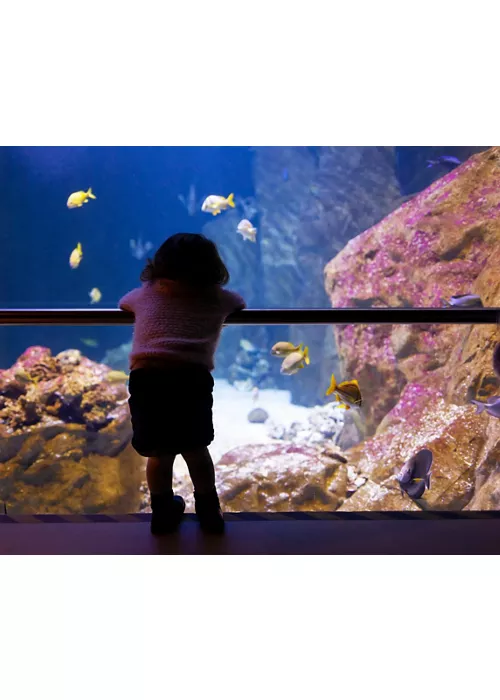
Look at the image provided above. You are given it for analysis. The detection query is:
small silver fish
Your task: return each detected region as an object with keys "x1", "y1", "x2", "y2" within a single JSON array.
[
  {"x1": 441, "y1": 294, "x2": 483, "y2": 308},
  {"x1": 470, "y1": 396, "x2": 500, "y2": 419},
  {"x1": 397, "y1": 448, "x2": 433, "y2": 499},
  {"x1": 178, "y1": 184, "x2": 201, "y2": 217},
  {"x1": 130, "y1": 238, "x2": 154, "y2": 261},
  {"x1": 427, "y1": 156, "x2": 461, "y2": 168},
  {"x1": 240, "y1": 339, "x2": 257, "y2": 353}
]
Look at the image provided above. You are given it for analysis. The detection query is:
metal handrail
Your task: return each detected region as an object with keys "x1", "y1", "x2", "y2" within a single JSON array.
[{"x1": 0, "y1": 308, "x2": 498, "y2": 325}]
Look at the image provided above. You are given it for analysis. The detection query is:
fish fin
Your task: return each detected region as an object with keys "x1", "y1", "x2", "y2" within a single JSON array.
[
  {"x1": 339, "y1": 403, "x2": 350, "y2": 410},
  {"x1": 471, "y1": 400, "x2": 484, "y2": 414},
  {"x1": 303, "y1": 346, "x2": 310, "y2": 365},
  {"x1": 226, "y1": 193, "x2": 235, "y2": 208},
  {"x1": 78, "y1": 203, "x2": 83, "y2": 207},
  {"x1": 425, "y1": 475, "x2": 431, "y2": 489},
  {"x1": 325, "y1": 373, "x2": 336, "y2": 396},
  {"x1": 87, "y1": 187, "x2": 96, "y2": 199}
]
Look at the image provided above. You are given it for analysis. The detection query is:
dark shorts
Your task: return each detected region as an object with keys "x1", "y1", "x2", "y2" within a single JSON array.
[{"x1": 128, "y1": 366, "x2": 214, "y2": 456}]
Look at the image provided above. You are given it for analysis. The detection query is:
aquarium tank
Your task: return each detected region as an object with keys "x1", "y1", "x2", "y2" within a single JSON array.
[{"x1": 0, "y1": 145, "x2": 498, "y2": 516}]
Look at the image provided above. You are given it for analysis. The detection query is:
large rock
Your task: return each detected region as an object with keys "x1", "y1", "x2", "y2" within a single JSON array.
[
  {"x1": 160, "y1": 443, "x2": 351, "y2": 513},
  {"x1": 0, "y1": 346, "x2": 144, "y2": 514},
  {"x1": 321, "y1": 147, "x2": 500, "y2": 511},
  {"x1": 325, "y1": 147, "x2": 500, "y2": 436}
]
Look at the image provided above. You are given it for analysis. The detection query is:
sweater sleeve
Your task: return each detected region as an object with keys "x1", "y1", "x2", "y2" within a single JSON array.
[
  {"x1": 119, "y1": 288, "x2": 140, "y2": 312},
  {"x1": 224, "y1": 290, "x2": 246, "y2": 314}
]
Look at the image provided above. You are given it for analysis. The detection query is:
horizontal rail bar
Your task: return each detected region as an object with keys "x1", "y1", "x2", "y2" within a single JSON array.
[{"x1": 0, "y1": 308, "x2": 498, "y2": 326}]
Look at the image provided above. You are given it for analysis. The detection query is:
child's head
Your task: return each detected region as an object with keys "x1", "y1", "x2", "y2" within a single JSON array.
[{"x1": 140, "y1": 233, "x2": 229, "y2": 286}]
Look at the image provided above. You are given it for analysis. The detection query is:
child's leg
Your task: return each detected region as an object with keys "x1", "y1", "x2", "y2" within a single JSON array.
[
  {"x1": 147, "y1": 454, "x2": 175, "y2": 495},
  {"x1": 181, "y1": 447, "x2": 215, "y2": 495},
  {"x1": 147, "y1": 454, "x2": 185, "y2": 535},
  {"x1": 182, "y1": 447, "x2": 224, "y2": 534}
]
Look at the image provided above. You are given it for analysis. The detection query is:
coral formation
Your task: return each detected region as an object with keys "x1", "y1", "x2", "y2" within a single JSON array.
[
  {"x1": 322, "y1": 147, "x2": 500, "y2": 510},
  {"x1": 0, "y1": 346, "x2": 144, "y2": 513}
]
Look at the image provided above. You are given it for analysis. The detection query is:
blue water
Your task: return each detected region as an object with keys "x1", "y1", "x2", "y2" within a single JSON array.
[
  {"x1": 0, "y1": 145, "x2": 485, "y2": 371},
  {"x1": 0, "y1": 146, "x2": 254, "y2": 364}
]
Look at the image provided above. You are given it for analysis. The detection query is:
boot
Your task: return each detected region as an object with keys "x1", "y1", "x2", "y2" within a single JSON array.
[
  {"x1": 194, "y1": 487, "x2": 225, "y2": 534},
  {"x1": 150, "y1": 491, "x2": 185, "y2": 535}
]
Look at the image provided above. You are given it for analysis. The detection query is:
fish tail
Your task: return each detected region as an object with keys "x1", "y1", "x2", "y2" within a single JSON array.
[
  {"x1": 325, "y1": 373, "x2": 336, "y2": 396},
  {"x1": 77, "y1": 242, "x2": 82, "y2": 253},
  {"x1": 87, "y1": 187, "x2": 96, "y2": 199},
  {"x1": 303, "y1": 346, "x2": 310, "y2": 365},
  {"x1": 226, "y1": 193, "x2": 235, "y2": 208},
  {"x1": 471, "y1": 400, "x2": 484, "y2": 414}
]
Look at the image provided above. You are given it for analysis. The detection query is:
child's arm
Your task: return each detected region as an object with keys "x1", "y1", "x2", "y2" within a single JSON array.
[{"x1": 226, "y1": 290, "x2": 246, "y2": 313}]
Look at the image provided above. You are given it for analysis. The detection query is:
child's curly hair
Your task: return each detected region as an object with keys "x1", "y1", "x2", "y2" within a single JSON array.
[{"x1": 141, "y1": 233, "x2": 230, "y2": 286}]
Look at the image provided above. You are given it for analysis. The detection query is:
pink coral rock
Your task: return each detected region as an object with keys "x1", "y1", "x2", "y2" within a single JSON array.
[{"x1": 0, "y1": 347, "x2": 143, "y2": 514}]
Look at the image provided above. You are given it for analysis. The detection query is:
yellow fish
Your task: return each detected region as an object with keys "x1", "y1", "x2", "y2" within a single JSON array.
[
  {"x1": 201, "y1": 193, "x2": 235, "y2": 216},
  {"x1": 271, "y1": 341, "x2": 303, "y2": 357},
  {"x1": 69, "y1": 242, "x2": 83, "y2": 269},
  {"x1": 107, "y1": 370, "x2": 129, "y2": 384},
  {"x1": 67, "y1": 187, "x2": 96, "y2": 209},
  {"x1": 89, "y1": 287, "x2": 102, "y2": 304},
  {"x1": 325, "y1": 373, "x2": 362, "y2": 410},
  {"x1": 280, "y1": 346, "x2": 310, "y2": 375}
]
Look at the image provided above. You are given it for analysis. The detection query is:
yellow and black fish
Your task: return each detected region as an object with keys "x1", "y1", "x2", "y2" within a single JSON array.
[{"x1": 325, "y1": 373, "x2": 362, "y2": 410}]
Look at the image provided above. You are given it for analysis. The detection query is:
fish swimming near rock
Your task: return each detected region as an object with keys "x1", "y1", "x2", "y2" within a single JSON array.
[
  {"x1": 280, "y1": 346, "x2": 310, "y2": 375},
  {"x1": 237, "y1": 219, "x2": 257, "y2": 242},
  {"x1": 130, "y1": 238, "x2": 154, "y2": 261},
  {"x1": 441, "y1": 294, "x2": 483, "y2": 308},
  {"x1": 69, "y1": 243, "x2": 83, "y2": 269},
  {"x1": 201, "y1": 193, "x2": 235, "y2": 216},
  {"x1": 89, "y1": 287, "x2": 102, "y2": 304},
  {"x1": 67, "y1": 187, "x2": 96, "y2": 209},
  {"x1": 80, "y1": 338, "x2": 99, "y2": 348},
  {"x1": 470, "y1": 396, "x2": 500, "y2": 418},
  {"x1": 325, "y1": 374, "x2": 362, "y2": 410},
  {"x1": 426, "y1": 156, "x2": 461, "y2": 168},
  {"x1": 271, "y1": 342, "x2": 303, "y2": 357},
  {"x1": 107, "y1": 370, "x2": 129, "y2": 384},
  {"x1": 14, "y1": 368, "x2": 32, "y2": 384},
  {"x1": 493, "y1": 342, "x2": 500, "y2": 380},
  {"x1": 397, "y1": 448, "x2": 433, "y2": 499}
]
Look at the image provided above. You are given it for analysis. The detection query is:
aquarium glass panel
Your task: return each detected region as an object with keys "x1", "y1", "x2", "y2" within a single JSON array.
[
  {"x1": 0, "y1": 146, "x2": 491, "y2": 311},
  {"x1": 1, "y1": 321, "x2": 499, "y2": 515}
]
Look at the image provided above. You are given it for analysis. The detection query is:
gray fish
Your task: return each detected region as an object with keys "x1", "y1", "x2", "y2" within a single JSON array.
[
  {"x1": 178, "y1": 184, "x2": 201, "y2": 217},
  {"x1": 470, "y1": 396, "x2": 500, "y2": 419},
  {"x1": 426, "y1": 156, "x2": 462, "y2": 168},
  {"x1": 397, "y1": 448, "x2": 433, "y2": 499},
  {"x1": 441, "y1": 294, "x2": 483, "y2": 308}
]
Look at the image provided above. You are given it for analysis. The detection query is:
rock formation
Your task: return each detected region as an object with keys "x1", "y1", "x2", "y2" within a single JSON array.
[
  {"x1": 0, "y1": 346, "x2": 144, "y2": 514},
  {"x1": 322, "y1": 146, "x2": 500, "y2": 510}
]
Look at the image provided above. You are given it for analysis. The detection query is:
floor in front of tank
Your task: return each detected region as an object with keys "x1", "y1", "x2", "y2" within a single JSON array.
[{"x1": 1, "y1": 513, "x2": 500, "y2": 555}]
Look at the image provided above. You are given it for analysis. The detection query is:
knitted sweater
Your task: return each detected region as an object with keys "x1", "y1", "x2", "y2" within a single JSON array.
[{"x1": 119, "y1": 280, "x2": 246, "y2": 371}]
